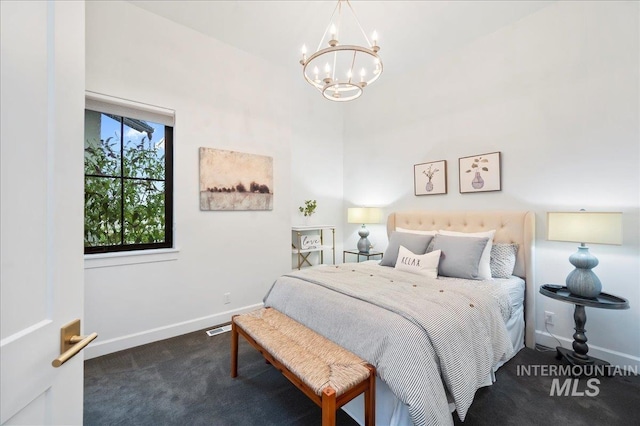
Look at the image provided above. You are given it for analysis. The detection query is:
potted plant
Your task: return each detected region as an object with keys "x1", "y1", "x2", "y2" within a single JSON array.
[{"x1": 299, "y1": 199, "x2": 317, "y2": 217}]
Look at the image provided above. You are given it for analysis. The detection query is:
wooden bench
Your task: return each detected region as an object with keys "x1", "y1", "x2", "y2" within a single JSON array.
[{"x1": 231, "y1": 307, "x2": 375, "y2": 426}]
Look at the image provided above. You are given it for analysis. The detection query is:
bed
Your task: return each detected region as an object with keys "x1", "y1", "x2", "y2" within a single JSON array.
[{"x1": 264, "y1": 210, "x2": 535, "y2": 425}]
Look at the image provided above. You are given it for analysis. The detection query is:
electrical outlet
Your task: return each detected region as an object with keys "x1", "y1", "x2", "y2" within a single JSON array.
[
  {"x1": 224, "y1": 292, "x2": 231, "y2": 304},
  {"x1": 545, "y1": 311, "x2": 554, "y2": 325}
]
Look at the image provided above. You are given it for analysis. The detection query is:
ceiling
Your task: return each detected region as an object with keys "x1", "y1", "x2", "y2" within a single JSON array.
[{"x1": 128, "y1": 1, "x2": 554, "y2": 79}]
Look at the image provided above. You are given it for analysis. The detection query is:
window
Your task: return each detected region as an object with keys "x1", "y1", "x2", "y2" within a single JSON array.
[{"x1": 84, "y1": 108, "x2": 173, "y2": 254}]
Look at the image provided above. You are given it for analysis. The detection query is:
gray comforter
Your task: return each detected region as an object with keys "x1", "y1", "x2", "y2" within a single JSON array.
[{"x1": 263, "y1": 263, "x2": 514, "y2": 426}]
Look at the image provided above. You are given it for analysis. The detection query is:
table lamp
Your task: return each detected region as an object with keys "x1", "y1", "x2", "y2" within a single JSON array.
[
  {"x1": 547, "y1": 211, "x2": 622, "y2": 298},
  {"x1": 347, "y1": 207, "x2": 383, "y2": 254}
]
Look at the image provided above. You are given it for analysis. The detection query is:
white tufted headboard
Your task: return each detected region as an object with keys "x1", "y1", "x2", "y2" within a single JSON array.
[{"x1": 387, "y1": 210, "x2": 536, "y2": 349}]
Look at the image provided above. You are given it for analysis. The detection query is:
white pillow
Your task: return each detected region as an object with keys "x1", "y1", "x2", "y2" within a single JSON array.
[
  {"x1": 394, "y1": 245, "x2": 441, "y2": 279},
  {"x1": 396, "y1": 227, "x2": 437, "y2": 236},
  {"x1": 438, "y1": 229, "x2": 496, "y2": 280}
]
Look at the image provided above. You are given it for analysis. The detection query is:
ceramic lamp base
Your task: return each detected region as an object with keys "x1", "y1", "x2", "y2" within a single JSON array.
[
  {"x1": 357, "y1": 225, "x2": 371, "y2": 253},
  {"x1": 566, "y1": 246, "x2": 602, "y2": 298}
]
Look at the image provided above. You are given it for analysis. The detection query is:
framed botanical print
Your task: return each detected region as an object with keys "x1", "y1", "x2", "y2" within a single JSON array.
[
  {"x1": 414, "y1": 160, "x2": 447, "y2": 196},
  {"x1": 458, "y1": 152, "x2": 501, "y2": 193}
]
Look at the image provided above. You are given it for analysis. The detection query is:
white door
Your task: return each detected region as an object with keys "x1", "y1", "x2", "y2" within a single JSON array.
[{"x1": 1, "y1": 1, "x2": 86, "y2": 424}]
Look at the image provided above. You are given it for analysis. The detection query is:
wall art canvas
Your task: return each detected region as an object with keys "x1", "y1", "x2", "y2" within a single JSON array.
[
  {"x1": 199, "y1": 148, "x2": 273, "y2": 211},
  {"x1": 458, "y1": 151, "x2": 501, "y2": 193},
  {"x1": 414, "y1": 160, "x2": 447, "y2": 195}
]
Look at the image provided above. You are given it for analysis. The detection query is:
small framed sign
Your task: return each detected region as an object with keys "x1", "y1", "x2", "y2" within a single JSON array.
[{"x1": 301, "y1": 234, "x2": 322, "y2": 250}]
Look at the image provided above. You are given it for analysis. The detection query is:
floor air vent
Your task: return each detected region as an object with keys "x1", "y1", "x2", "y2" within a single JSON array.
[{"x1": 206, "y1": 325, "x2": 231, "y2": 337}]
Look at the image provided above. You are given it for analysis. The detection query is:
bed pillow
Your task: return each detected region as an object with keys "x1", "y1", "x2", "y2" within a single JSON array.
[
  {"x1": 431, "y1": 234, "x2": 490, "y2": 280},
  {"x1": 380, "y1": 231, "x2": 434, "y2": 267},
  {"x1": 396, "y1": 227, "x2": 438, "y2": 236},
  {"x1": 490, "y1": 243, "x2": 519, "y2": 278},
  {"x1": 394, "y1": 246, "x2": 441, "y2": 279},
  {"x1": 438, "y1": 229, "x2": 496, "y2": 280}
]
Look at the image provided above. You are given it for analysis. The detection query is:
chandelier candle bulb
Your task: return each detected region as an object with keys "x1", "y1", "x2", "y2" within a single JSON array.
[{"x1": 329, "y1": 24, "x2": 338, "y2": 47}]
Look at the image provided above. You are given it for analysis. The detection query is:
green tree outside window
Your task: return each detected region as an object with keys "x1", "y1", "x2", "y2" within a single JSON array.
[{"x1": 84, "y1": 110, "x2": 173, "y2": 253}]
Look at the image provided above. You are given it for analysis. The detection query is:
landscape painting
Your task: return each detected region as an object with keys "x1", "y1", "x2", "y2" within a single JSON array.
[{"x1": 199, "y1": 148, "x2": 273, "y2": 211}]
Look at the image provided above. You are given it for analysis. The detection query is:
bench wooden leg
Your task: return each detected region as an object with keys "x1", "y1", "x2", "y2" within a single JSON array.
[
  {"x1": 230, "y1": 317, "x2": 238, "y2": 378},
  {"x1": 364, "y1": 365, "x2": 376, "y2": 426},
  {"x1": 232, "y1": 310, "x2": 376, "y2": 426},
  {"x1": 321, "y1": 387, "x2": 337, "y2": 426}
]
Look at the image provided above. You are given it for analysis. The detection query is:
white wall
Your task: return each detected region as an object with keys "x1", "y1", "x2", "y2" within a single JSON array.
[
  {"x1": 343, "y1": 1, "x2": 640, "y2": 367},
  {"x1": 291, "y1": 83, "x2": 345, "y2": 263},
  {"x1": 84, "y1": 1, "x2": 343, "y2": 358}
]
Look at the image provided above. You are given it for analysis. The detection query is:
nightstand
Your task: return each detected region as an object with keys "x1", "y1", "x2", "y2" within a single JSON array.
[
  {"x1": 343, "y1": 249, "x2": 383, "y2": 263},
  {"x1": 539, "y1": 284, "x2": 629, "y2": 368}
]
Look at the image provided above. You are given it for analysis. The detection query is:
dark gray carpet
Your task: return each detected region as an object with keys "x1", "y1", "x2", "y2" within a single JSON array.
[
  {"x1": 85, "y1": 327, "x2": 640, "y2": 425},
  {"x1": 453, "y1": 347, "x2": 640, "y2": 426},
  {"x1": 84, "y1": 327, "x2": 359, "y2": 426}
]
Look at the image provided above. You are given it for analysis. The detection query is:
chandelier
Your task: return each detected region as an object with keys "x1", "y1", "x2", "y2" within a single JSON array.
[{"x1": 299, "y1": 0, "x2": 383, "y2": 102}]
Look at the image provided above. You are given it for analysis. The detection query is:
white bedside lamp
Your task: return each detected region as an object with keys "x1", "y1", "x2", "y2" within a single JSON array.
[
  {"x1": 547, "y1": 211, "x2": 622, "y2": 298},
  {"x1": 348, "y1": 207, "x2": 383, "y2": 254}
]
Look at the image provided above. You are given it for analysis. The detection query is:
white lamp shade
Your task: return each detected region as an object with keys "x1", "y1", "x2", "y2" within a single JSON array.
[
  {"x1": 347, "y1": 207, "x2": 383, "y2": 224},
  {"x1": 547, "y1": 212, "x2": 622, "y2": 245}
]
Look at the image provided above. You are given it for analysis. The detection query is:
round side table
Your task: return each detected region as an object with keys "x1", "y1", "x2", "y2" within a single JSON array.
[{"x1": 539, "y1": 284, "x2": 629, "y2": 367}]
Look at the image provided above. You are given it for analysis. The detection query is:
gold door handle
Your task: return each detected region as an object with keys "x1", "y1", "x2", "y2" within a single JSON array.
[{"x1": 52, "y1": 319, "x2": 98, "y2": 368}]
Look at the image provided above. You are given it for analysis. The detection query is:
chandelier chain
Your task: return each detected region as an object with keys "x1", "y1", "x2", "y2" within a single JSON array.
[
  {"x1": 348, "y1": 50, "x2": 357, "y2": 85},
  {"x1": 345, "y1": 0, "x2": 372, "y2": 46},
  {"x1": 316, "y1": 1, "x2": 340, "y2": 53}
]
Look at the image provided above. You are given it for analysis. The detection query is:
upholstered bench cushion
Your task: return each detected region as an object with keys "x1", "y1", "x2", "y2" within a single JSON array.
[{"x1": 233, "y1": 308, "x2": 371, "y2": 397}]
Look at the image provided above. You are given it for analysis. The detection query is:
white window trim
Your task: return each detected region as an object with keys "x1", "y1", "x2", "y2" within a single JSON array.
[
  {"x1": 84, "y1": 248, "x2": 180, "y2": 269},
  {"x1": 85, "y1": 91, "x2": 175, "y2": 126}
]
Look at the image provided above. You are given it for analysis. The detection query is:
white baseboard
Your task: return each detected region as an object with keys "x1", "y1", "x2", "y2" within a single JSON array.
[
  {"x1": 84, "y1": 303, "x2": 264, "y2": 360},
  {"x1": 535, "y1": 330, "x2": 640, "y2": 372}
]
